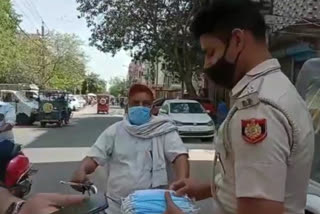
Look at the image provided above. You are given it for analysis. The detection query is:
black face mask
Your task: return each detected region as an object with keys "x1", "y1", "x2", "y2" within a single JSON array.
[{"x1": 204, "y1": 41, "x2": 241, "y2": 89}]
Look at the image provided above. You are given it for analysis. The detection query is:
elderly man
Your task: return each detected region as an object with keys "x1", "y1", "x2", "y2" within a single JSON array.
[{"x1": 71, "y1": 83, "x2": 189, "y2": 214}]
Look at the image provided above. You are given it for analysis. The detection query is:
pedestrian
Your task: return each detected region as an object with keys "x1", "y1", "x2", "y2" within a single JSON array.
[
  {"x1": 0, "y1": 99, "x2": 16, "y2": 144},
  {"x1": 71, "y1": 83, "x2": 189, "y2": 214},
  {"x1": 216, "y1": 99, "x2": 228, "y2": 128},
  {"x1": 165, "y1": 1, "x2": 314, "y2": 214},
  {"x1": 296, "y1": 58, "x2": 320, "y2": 183}
]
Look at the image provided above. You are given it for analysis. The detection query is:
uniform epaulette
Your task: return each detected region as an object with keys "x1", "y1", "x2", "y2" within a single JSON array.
[{"x1": 235, "y1": 77, "x2": 264, "y2": 110}]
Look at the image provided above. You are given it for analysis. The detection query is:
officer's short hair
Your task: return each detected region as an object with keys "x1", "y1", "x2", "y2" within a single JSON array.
[{"x1": 191, "y1": 0, "x2": 267, "y2": 42}]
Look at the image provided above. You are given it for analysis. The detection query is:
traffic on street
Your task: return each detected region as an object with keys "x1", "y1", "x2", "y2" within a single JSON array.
[
  {"x1": 1, "y1": 0, "x2": 320, "y2": 214},
  {"x1": 14, "y1": 104, "x2": 215, "y2": 213}
]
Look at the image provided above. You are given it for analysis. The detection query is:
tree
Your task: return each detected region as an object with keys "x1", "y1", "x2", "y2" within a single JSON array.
[
  {"x1": 46, "y1": 33, "x2": 87, "y2": 91},
  {"x1": 109, "y1": 77, "x2": 128, "y2": 97},
  {"x1": 76, "y1": 0, "x2": 208, "y2": 96},
  {"x1": 2, "y1": 31, "x2": 88, "y2": 91},
  {"x1": 0, "y1": 0, "x2": 20, "y2": 82},
  {"x1": 81, "y1": 73, "x2": 106, "y2": 94}
]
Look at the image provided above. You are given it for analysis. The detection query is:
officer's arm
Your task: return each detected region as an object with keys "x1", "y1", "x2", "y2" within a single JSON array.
[
  {"x1": 230, "y1": 103, "x2": 291, "y2": 214},
  {"x1": 238, "y1": 198, "x2": 284, "y2": 214}
]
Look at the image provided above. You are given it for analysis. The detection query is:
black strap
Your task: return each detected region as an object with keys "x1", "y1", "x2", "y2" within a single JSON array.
[{"x1": 10, "y1": 144, "x2": 22, "y2": 159}]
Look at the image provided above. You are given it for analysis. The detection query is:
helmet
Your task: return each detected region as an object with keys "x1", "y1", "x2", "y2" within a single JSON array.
[{"x1": 4, "y1": 154, "x2": 31, "y2": 188}]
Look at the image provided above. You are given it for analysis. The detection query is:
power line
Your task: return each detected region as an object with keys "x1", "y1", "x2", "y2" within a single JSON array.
[
  {"x1": 14, "y1": 0, "x2": 50, "y2": 31},
  {"x1": 17, "y1": 24, "x2": 44, "y2": 49},
  {"x1": 5, "y1": 9, "x2": 44, "y2": 49},
  {"x1": 13, "y1": 1, "x2": 39, "y2": 30},
  {"x1": 20, "y1": 0, "x2": 41, "y2": 25},
  {"x1": 24, "y1": 0, "x2": 50, "y2": 30}
]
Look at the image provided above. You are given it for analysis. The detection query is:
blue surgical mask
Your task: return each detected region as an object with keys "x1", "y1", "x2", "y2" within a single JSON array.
[
  {"x1": 128, "y1": 106, "x2": 151, "y2": 126},
  {"x1": 121, "y1": 189, "x2": 199, "y2": 214}
]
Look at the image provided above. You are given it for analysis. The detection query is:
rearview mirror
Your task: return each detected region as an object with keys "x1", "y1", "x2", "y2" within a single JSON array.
[
  {"x1": 159, "y1": 109, "x2": 168, "y2": 114},
  {"x1": 206, "y1": 110, "x2": 211, "y2": 114}
]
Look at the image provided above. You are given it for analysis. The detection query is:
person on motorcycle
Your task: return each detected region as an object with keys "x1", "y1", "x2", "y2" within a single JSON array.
[
  {"x1": 0, "y1": 99, "x2": 16, "y2": 144},
  {"x1": 164, "y1": 1, "x2": 314, "y2": 214},
  {"x1": 71, "y1": 83, "x2": 189, "y2": 214},
  {"x1": 0, "y1": 141, "x2": 33, "y2": 199},
  {"x1": 0, "y1": 141, "x2": 86, "y2": 214}
]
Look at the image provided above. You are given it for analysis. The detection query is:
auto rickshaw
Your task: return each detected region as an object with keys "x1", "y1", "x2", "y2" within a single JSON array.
[
  {"x1": 38, "y1": 90, "x2": 71, "y2": 127},
  {"x1": 97, "y1": 94, "x2": 110, "y2": 114}
]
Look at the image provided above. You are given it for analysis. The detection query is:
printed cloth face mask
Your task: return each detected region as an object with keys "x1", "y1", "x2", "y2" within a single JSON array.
[{"x1": 121, "y1": 189, "x2": 199, "y2": 214}]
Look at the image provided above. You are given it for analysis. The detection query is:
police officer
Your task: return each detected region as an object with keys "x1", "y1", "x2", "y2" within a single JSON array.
[
  {"x1": 165, "y1": 1, "x2": 314, "y2": 214},
  {"x1": 0, "y1": 99, "x2": 16, "y2": 144}
]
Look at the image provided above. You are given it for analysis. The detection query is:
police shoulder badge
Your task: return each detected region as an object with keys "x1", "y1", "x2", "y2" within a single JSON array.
[{"x1": 241, "y1": 118, "x2": 267, "y2": 144}]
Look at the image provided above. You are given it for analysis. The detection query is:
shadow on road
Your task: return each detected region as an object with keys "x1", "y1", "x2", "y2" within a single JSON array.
[{"x1": 26, "y1": 116, "x2": 122, "y2": 148}]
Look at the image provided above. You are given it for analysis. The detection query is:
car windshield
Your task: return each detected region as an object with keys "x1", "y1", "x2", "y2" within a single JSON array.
[
  {"x1": 15, "y1": 91, "x2": 31, "y2": 103},
  {"x1": 170, "y1": 102, "x2": 205, "y2": 114}
]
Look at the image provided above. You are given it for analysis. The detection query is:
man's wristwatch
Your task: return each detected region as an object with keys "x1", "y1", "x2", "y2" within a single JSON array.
[{"x1": 5, "y1": 201, "x2": 25, "y2": 214}]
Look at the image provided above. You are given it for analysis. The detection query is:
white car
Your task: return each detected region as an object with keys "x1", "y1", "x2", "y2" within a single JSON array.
[
  {"x1": 159, "y1": 99, "x2": 215, "y2": 140},
  {"x1": 75, "y1": 95, "x2": 86, "y2": 108},
  {"x1": 68, "y1": 96, "x2": 81, "y2": 111}
]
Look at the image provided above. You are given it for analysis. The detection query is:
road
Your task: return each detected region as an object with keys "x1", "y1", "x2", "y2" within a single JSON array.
[{"x1": 13, "y1": 106, "x2": 215, "y2": 213}]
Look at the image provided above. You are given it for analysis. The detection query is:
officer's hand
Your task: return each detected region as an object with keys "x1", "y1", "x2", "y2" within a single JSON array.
[
  {"x1": 70, "y1": 169, "x2": 89, "y2": 192},
  {"x1": 170, "y1": 178, "x2": 207, "y2": 201},
  {"x1": 19, "y1": 193, "x2": 86, "y2": 214},
  {"x1": 164, "y1": 192, "x2": 183, "y2": 214}
]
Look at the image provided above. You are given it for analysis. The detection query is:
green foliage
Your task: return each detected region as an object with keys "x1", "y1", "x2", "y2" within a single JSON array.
[
  {"x1": 0, "y1": 0, "x2": 20, "y2": 81},
  {"x1": 0, "y1": 0, "x2": 107, "y2": 94},
  {"x1": 76, "y1": 0, "x2": 209, "y2": 96},
  {"x1": 81, "y1": 73, "x2": 106, "y2": 94},
  {"x1": 109, "y1": 77, "x2": 128, "y2": 97}
]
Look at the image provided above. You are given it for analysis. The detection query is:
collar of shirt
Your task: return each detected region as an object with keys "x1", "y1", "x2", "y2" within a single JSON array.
[{"x1": 231, "y1": 58, "x2": 281, "y2": 98}]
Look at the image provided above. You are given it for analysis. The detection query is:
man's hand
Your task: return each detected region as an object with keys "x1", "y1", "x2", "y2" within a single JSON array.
[
  {"x1": 170, "y1": 178, "x2": 212, "y2": 201},
  {"x1": 19, "y1": 193, "x2": 86, "y2": 214},
  {"x1": 164, "y1": 192, "x2": 183, "y2": 214},
  {"x1": 70, "y1": 169, "x2": 89, "y2": 192}
]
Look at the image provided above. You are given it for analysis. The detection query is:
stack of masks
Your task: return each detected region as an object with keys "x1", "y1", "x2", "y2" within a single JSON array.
[{"x1": 121, "y1": 189, "x2": 199, "y2": 214}]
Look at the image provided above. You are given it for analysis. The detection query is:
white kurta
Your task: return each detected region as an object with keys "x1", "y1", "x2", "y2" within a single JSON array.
[{"x1": 87, "y1": 120, "x2": 188, "y2": 214}]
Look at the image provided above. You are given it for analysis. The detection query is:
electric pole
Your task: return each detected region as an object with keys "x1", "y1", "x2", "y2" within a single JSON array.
[{"x1": 41, "y1": 21, "x2": 46, "y2": 88}]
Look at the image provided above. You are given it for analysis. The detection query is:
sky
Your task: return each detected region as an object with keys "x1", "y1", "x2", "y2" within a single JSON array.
[{"x1": 12, "y1": 0, "x2": 132, "y2": 86}]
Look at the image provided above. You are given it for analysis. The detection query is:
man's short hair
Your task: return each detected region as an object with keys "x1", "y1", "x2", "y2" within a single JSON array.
[
  {"x1": 128, "y1": 84, "x2": 154, "y2": 100},
  {"x1": 191, "y1": 0, "x2": 267, "y2": 41}
]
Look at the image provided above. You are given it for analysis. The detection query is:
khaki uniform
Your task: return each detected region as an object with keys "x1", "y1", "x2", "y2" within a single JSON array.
[{"x1": 212, "y1": 59, "x2": 314, "y2": 214}]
